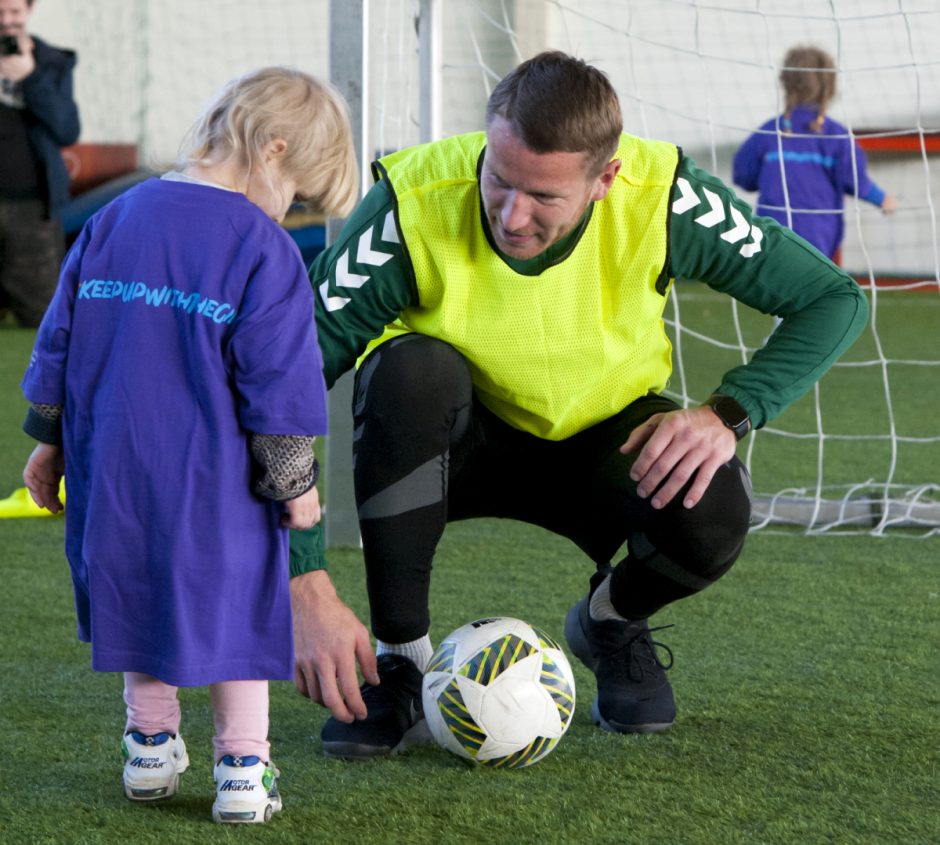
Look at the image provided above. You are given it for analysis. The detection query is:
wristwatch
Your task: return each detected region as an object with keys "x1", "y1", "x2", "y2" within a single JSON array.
[{"x1": 704, "y1": 393, "x2": 751, "y2": 441}]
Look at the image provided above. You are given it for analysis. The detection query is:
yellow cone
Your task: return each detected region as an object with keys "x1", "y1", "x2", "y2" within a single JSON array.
[{"x1": 0, "y1": 479, "x2": 66, "y2": 518}]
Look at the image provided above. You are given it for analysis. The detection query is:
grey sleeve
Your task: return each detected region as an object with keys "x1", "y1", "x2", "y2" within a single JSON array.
[{"x1": 250, "y1": 433, "x2": 320, "y2": 501}]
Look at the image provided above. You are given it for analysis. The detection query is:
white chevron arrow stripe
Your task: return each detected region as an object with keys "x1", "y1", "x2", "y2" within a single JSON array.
[
  {"x1": 335, "y1": 250, "x2": 370, "y2": 289},
  {"x1": 356, "y1": 226, "x2": 393, "y2": 266},
  {"x1": 739, "y1": 225, "x2": 763, "y2": 258},
  {"x1": 381, "y1": 210, "x2": 399, "y2": 244},
  {"x1": 318, "y1": 218, "x2": 397, "y2": 312},
  {"x1": 674, "y1": 177, "x2": 762, "y2": 259},
  {"x1": 720, "y1": 205, "x2": 750, "y2": 244},
  {"x1": 672, "y1": 177, "x2": 700, "y2": 214},
  {"x1": 319, "y1": 279, "x2": 350, "y2": 312},
  {"x1": 694, "y1": 188, "x2": 725, "y2": 228}
]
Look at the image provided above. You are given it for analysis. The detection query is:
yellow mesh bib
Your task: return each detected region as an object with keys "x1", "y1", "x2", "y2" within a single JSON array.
[{"x1": 369, "y1": 132, "x2": 678, "y2": 440}]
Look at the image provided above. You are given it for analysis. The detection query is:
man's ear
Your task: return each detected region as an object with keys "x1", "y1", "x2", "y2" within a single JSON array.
[{"x1": 591, "y1": 159, "x2": 621, "y2": 201}]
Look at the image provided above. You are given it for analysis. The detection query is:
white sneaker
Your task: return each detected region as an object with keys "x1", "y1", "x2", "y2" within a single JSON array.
[
  {"x1": 121, "y1": 731, "x2": 189, "y2": 801},
  {"x1": 212, "y1": 755, "x2": 282, "y2": 824}
]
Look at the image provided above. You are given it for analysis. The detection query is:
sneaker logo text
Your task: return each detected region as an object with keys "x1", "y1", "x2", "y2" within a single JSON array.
[
  {"x1": 220, "y1": 779, "x2": 257, "y2": 792},
  {"x1": 130, "y1": 756, "x2": 165, "y2": 769}
]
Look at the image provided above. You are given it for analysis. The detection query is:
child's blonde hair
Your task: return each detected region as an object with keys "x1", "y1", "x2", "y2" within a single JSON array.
[
  {"x1": 178, "y1": 66, "x2": 358, "y2": 217},
  {"x1": 780, "y1": 45, "x2": 837, "y2": 134}
]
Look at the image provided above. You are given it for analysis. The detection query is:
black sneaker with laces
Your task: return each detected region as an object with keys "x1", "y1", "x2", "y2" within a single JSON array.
[
  {"x1": 320, "y1": 653, "x2": 432, "y2": 760},
  {"x1": 564, "y1": 595, "x2": 676, "y2": 733}
]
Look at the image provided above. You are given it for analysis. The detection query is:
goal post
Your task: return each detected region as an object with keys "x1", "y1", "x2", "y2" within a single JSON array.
[{"x1": 323, "y1": 0, "x2": 369, "y2": 548}]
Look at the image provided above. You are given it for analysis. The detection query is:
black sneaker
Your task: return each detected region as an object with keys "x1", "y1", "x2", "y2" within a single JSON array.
[
  {"x1": 320, "y1": 653, "x2": 431, "y2": 760},
  {"x1": 564, "y1": 595, "x2": 676, "y2": 733}
]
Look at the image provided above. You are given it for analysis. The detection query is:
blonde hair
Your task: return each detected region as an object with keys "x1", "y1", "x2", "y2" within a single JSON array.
[
  {"x1": 780, "y1": 46, "x2": 837, "y2": 134},
  {"x1": 178, "y1": 67, "x2": 358, "y2": 217}
]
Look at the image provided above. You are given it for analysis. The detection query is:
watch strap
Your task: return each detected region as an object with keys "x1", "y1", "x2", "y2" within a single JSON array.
[{"x1": 704, "y1": 393, "x2": 751, "y2": 441}]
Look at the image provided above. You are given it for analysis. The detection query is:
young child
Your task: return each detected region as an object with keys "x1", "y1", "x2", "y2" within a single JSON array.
[
  {"x1": 733, "y1": 44, "x2": 896, "y2": 265},
  {"x1": 20, "y1": 66, "x2": 357, "y2": 824}
]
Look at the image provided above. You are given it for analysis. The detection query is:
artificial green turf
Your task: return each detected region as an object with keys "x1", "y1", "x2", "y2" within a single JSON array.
[
  {"x1": 3, "y1": 518, "x2": 938, "y2": 844},
  {"x1": 2, "y1": 308, "x2": 938, "y2": 843}
]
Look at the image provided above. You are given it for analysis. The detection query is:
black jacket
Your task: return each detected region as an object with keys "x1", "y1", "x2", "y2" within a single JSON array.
[{"x1": 19, "y1": 36, "x2": 80, "y2": 218}]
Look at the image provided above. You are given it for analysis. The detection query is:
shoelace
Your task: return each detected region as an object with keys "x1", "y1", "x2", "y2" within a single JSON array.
[{"x1": 619, "y1": 624, "x2": 675, "y2": 682}]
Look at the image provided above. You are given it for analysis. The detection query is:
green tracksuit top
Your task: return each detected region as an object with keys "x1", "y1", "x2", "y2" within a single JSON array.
[{"x1": 291, "y1": 145, "x2": 868, "y2": 573}]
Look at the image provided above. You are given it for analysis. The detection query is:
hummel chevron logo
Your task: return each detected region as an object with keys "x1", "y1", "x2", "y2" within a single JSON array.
[
  {"x1": 355, "y1": 224, "x2": 395, "y2": 267},
  {"x1": 694, "y1": 188, "x2": 725, "y2": 228},
  {"x1": 382, "y1": 210, "x2": 400, "y2": 244},
  {"x1": 720, "y1": 205, "x2": 750, "y2": 244},
  {"x1": 335, "y1": 251, "x2": 368, "y2": 289},
  {"x1": 739, "y1": 225, "x2": 763, "y2": 257},
  {"x1": 672, "y1": 177, "x2": 700, "y2": 214},
  {"x1": 319, "y1": 211, "x2": 399, "y2": 312},
  {"x1": 672, "y1": 177, "x2": 762, "y2": 258},
  {"x1": 319, "y1": 279, "x2": 349, "y2": 312}
]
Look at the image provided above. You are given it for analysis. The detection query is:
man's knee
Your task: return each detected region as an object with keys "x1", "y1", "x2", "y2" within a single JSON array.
[
  {"x1": 651, "y1": 457, "x2": 752, "y2": 578},
  {"x1": 352, "y1": 335, "x2": 475, "y2": 487},
  {"x1": 609, "y1": 460, "x2": 750, "y2": 618},
  {"x1": 354, "y1": 335, "x2": 472, "y2": 416}
]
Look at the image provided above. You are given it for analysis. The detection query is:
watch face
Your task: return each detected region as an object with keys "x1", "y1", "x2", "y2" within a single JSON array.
[
  {"x1": 707, "y1": 394, "x2": 750, "y2": 439},
  {"x1": 716, "y1": 397, "x2": 748, "y2": 428}
]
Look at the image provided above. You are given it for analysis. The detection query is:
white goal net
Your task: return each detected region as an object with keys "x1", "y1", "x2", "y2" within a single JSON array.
[
  {"x1": 373, "y1": 0, "x2": 940, "y2": 536},
  {"x1": 45, "y1": 0, "x2": 940, "y2": 535}
]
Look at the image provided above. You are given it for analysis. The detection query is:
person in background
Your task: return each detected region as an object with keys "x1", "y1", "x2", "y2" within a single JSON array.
[
  {"x1": 0, "y1": 0, "x2": 79, "y2": 327},
  {"x1": 734, "y1": 44, "x2": 896, "y2": 267},
  {"x1": 21, "y1": 67, "x2": 358, "y2": 823}
]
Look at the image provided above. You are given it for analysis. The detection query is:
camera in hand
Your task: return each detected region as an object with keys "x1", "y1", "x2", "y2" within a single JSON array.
[{"x1": 0, "y1": 35, "x2": 20, "y2": 56}]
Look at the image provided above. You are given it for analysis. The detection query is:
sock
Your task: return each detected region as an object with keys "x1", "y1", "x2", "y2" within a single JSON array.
[
  {"x1": 376, "y1": 635, "x2": 433, "y2": 672},
  {"x1": 589, "y1": 574, "x2": 630, "y2": 622}
]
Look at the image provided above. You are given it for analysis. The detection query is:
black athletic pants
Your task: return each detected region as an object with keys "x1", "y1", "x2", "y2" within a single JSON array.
[{"x1": 352, "y1": 334, "x2": 752, "y2": 644}]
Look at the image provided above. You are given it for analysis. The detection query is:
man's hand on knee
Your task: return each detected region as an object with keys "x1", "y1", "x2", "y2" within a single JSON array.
[{"x1": 621, "y1": 406, "x2": 737, "y2": 510}]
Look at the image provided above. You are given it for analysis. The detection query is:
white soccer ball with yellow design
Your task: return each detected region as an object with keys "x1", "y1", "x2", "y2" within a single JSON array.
[{"x1": 421, "y1": 616, "x2": 576, "y2": 768}]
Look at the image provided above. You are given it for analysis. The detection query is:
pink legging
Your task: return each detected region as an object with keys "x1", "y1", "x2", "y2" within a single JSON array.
[{"x1": 123, "y1": 672, "x2": 270, "y2": 762}]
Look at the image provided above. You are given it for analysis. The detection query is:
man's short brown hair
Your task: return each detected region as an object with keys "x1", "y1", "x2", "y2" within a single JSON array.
[{"x1": 485, "y1": 51, "x2": 623, "y2": 175}]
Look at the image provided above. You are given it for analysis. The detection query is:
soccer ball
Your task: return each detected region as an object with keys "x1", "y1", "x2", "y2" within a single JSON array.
[{"x1": 421, "y1": 617, "x2": 576, "y2": 768}]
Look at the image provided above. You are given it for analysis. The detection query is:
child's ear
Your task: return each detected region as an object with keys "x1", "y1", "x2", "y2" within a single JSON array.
[{"x1": 264, "y1": 138, "x2": 288, "y2": 161}]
